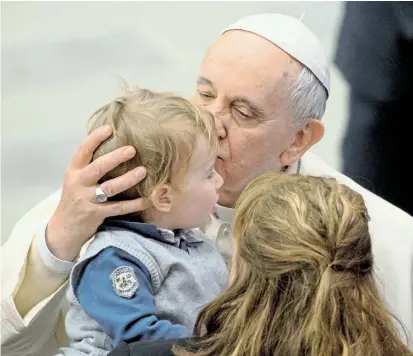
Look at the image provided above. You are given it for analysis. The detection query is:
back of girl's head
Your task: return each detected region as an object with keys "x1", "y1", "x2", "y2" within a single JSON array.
[
  {"x1": 178, "y1": 173, "x2": 411, "y2": 356},
  {"x1": 88, "y1": 88, "x2": 218, "y2": 200}
]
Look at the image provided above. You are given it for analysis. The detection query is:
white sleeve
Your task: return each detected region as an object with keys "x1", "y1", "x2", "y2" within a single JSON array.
[{"x1": 36, "y1": 223, "x2": 75, "y2": 274}]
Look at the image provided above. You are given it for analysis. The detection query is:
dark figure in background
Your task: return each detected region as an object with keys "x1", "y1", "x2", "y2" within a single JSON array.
[{"x1": 335, "y1": 2, "x2": 413, "y2": 216}]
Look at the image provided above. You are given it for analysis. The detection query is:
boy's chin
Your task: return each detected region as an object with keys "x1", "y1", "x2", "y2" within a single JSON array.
[{"x1": 185, "y1": 215, "x2": 213, "y2": 231}]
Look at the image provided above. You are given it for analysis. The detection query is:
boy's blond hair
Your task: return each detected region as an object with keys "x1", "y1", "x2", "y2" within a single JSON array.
[{"x1": 88, "y1": 88, "x2": 218, "y2": 200}]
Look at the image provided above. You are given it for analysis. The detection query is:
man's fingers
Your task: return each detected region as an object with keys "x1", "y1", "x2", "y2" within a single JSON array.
[
  {"x1": 71, "y1": 125, "x2": 113, "y2": 169},
  {"x1": 81, "y1": 146, "x2": 137, "y2": 184},
  {"x1": 100, "y1": 167, "x2": 147, "y2": 198},
  {"x1": 102, "y1": 198, "x2": 152, "y2": 217}
]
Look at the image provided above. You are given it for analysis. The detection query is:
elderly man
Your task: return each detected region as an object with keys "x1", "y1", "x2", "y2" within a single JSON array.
[{"x1": 2, "y1": 14, "x2": 413, "y2": 356}]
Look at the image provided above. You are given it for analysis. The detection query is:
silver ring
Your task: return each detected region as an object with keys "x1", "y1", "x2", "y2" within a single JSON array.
[{"x1": 95, "y1": 186, "x2": 108, "y2": 203}]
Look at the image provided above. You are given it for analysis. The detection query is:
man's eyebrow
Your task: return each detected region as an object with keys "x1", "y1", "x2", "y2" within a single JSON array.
[
  {"x1": 233, "y1": 96, "x2": 265, "y2": 116},
  {"x1": 197, "y1": 76, "x2": 215, "y2": 89},
  {"x1": 197, "y1": 78, "x2": 265, "y2": 116}
]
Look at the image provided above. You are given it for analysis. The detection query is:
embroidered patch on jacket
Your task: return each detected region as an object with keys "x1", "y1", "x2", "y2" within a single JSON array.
[{"x1": 110, "y1": 266, "x2": 139, "y2": 298}]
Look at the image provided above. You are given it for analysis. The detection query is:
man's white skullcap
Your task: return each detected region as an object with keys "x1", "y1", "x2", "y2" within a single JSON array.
[{"x1": 222, "y1": 13, "x2": 330, "y2": 96}]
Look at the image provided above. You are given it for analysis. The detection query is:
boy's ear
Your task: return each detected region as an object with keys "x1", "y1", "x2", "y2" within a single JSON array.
[{"x1": 150, "y1": 184, "x2": 173, "y2": 212}]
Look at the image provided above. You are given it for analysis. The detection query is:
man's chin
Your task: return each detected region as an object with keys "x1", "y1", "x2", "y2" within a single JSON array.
[{"x1": 217, "y1": 190, "x2": 236, "y2": 208}]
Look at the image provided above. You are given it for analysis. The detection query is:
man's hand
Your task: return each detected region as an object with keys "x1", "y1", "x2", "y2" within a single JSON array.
[{"x1": 46, "y1": 125, "x2": 148, "y2": 261}]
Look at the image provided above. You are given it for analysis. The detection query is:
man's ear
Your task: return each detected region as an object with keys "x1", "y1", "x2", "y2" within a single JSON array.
[
  {"x1": 150, "y1": 185, "x2": 173, "y2": 213},
  {"x1": 280, "y1": 119, "x2": 325, "y2": 166}
]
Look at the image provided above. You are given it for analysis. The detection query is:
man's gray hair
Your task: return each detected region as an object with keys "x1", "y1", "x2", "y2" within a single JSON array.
[{"x1": 288, "y1": 65, "x2": 328, "y2": 127}]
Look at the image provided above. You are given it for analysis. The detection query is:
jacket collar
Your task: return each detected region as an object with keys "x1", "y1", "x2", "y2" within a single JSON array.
[{"x1": 99, "y1": 216, "x2": 204, "y2": 251}]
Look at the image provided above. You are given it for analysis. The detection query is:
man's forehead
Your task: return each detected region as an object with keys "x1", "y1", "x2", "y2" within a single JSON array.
[
  {"x1": 202, "y1": 31, "x2": 298, "y2": 83},
  {"x1": 206, "y1": 30, "x2": 286, "y2": 61},
  {"x1": 198, "y1": 44, "x2": 295, "y2": 110}
]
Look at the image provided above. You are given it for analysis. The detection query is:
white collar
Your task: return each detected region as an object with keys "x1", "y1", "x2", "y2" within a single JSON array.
[
  {"x1": 215, "y1": 204, "x2": 234, "y2": 223},
  {"x1": 214, "y1": 160, "x2": 300, "y2": 223}
]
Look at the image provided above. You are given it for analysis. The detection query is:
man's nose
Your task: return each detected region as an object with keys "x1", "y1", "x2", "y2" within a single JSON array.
[
  {"x1": 214, "y1": 115, "x2": 227, "y2": 139},
  {"x1": 206, "y1": 104, "x2": 227, "y2": 139}
]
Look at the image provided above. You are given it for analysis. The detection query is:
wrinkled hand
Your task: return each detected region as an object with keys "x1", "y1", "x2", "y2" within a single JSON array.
[{"x1": 46, "y1": 125, "x2": 148, "y2": 261}]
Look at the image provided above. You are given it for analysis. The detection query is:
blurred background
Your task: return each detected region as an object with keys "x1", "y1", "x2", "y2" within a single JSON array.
[{"x1": 1, "y1": 2, "x2": 349, "y2": 242}]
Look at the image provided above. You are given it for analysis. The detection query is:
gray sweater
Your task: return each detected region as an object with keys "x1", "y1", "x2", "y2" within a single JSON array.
[{"x1": 58, "y1": 218, "x2": 228, "y2": 356}]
